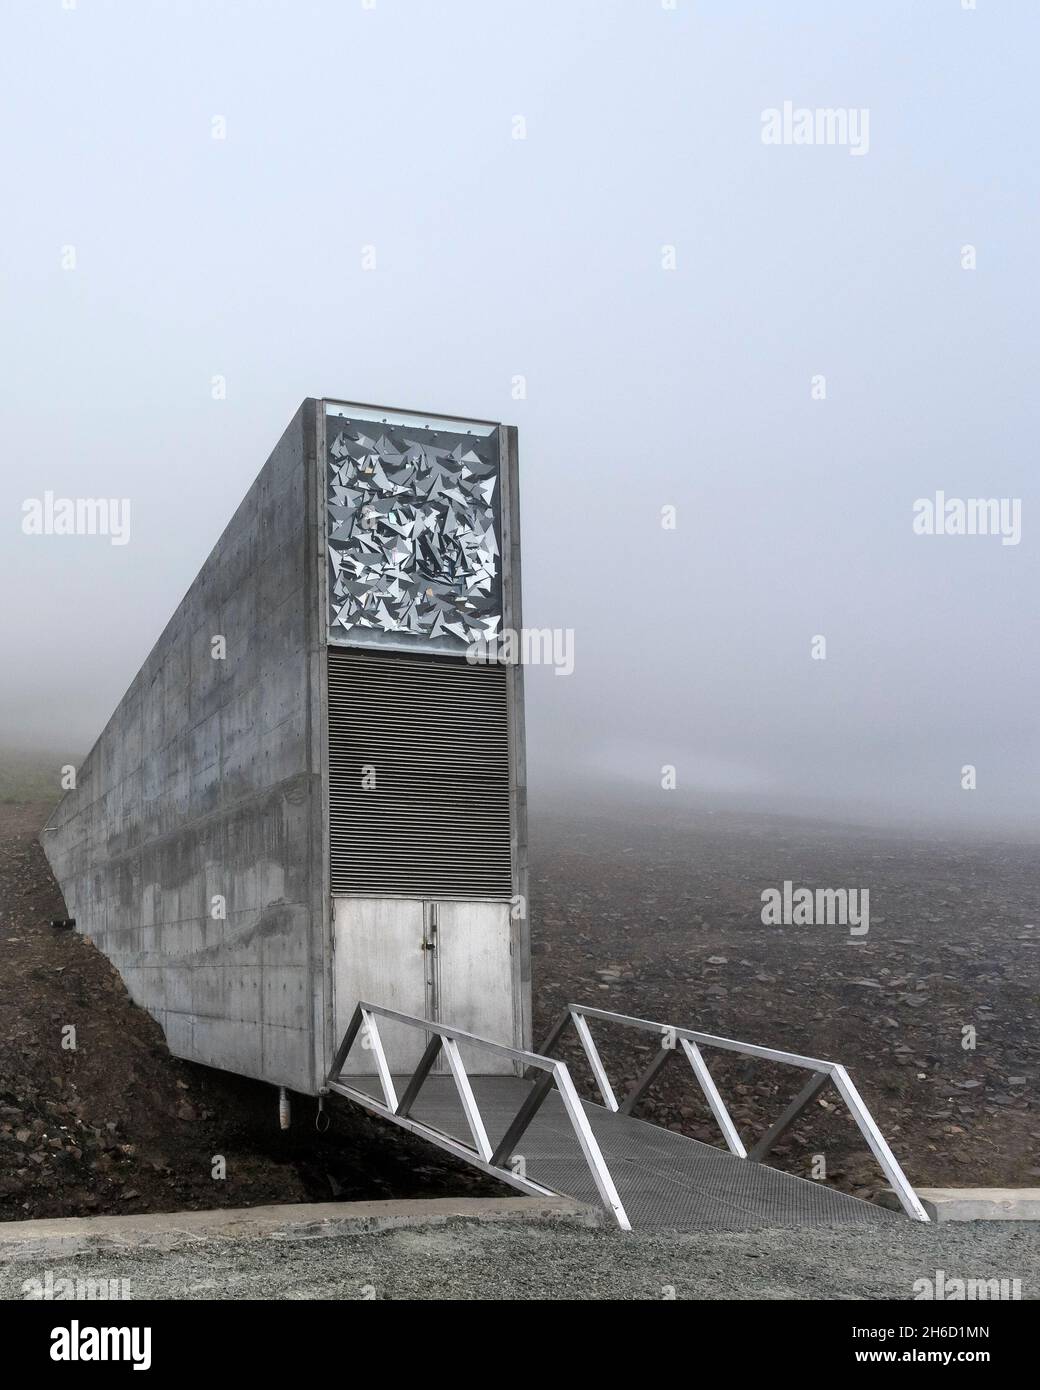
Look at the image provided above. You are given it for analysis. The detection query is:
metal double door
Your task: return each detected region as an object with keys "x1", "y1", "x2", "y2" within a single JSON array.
[{"x1": 332, "y1": 896, "x2": 516, "y2": 1076}]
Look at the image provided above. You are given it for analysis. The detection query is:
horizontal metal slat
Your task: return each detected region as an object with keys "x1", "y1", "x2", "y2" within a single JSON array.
[{"x1": 328, "y1": 647, "x2": 512, "y2": 899}]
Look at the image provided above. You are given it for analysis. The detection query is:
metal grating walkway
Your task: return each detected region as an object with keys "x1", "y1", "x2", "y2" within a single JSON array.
[
  {"x1": 330, "y1": 1002, "x2": 926, "y2": 1230},
  {"x1": 346, "y1": 1074, "x2": 898, "y2": 1232}
]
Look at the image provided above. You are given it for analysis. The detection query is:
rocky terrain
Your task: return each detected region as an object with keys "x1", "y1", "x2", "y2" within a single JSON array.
[
  {"x1": 0, "y1": 791, "x2": 1035, "y2": 1220},
  {"x1": 530, "y1": 805, "x2": 1039, "y2": 1201}
]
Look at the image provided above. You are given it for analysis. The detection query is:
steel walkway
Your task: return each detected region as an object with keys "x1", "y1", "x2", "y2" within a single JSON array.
[
  {"x1": 326, "y1": 1002, "x2": 926, "y2": 1232},
  {"x1": 373, "y1": 1074, "x2": 896, "y2": 1231}
]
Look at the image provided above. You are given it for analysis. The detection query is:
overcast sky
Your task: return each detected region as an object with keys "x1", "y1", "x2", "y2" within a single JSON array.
[{"x1": 2, "y1": 1, "x2": 1037, "y2": 834}]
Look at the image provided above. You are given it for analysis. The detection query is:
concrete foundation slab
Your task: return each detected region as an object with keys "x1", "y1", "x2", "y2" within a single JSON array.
[
  {"x1": 0, "y1": 1196, "x2": 598, "y2": 1260},
  {"x1": 879, "y1": 1188, "x2": 1040, "y2": 1222}
]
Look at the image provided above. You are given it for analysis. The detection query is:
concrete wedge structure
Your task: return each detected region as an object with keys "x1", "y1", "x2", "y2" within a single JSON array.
[{"x1": 42, "y1": 399, "x2": 529, "y2": 1095}]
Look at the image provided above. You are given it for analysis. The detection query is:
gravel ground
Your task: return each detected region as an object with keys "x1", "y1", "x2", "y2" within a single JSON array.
[{"x1": 2, "y1": 1218, "x2": 1038, "y2": 1301}]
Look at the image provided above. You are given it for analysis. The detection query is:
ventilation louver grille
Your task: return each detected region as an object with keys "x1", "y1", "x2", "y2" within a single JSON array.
[{"x1": 328, "y1": 648, "x2": 513, "y2": 898}]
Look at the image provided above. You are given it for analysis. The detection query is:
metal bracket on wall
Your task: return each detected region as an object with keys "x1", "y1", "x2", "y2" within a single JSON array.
[{"x1": 538, "y1": 1003, "x2": 930, "y2": 1222}]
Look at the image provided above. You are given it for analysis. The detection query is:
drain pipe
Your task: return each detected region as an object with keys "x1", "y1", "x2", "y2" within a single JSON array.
[{"x1": 278, "y1": 1086, "x2": 291, "y2": 1131}]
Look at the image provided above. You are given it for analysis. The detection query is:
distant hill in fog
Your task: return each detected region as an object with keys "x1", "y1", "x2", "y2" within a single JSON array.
[{"x1": 0, "y1": 748, "x2": 81, "y2": 805}]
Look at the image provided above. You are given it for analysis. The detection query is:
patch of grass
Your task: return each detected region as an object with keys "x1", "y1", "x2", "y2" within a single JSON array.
[{"x1": 0, "y1": 749, "x2": 81, "y2": 805}]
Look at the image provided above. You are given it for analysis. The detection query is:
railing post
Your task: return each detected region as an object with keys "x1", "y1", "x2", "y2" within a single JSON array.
[
  {"x1": 572, "y1": 1011, "x2": 619, "y2": 1112},
  {"x1": 552, "y1": 1062, "x2": 631, "y2": 1231},
  {"x1": 679, "y1": 1038, "x2": 746, "y2": 1157},
  {"x1": 360, "y1": 1007, "x2": 398, "y2": 1113},
  {"x1": 829, "y1": 1065, "x2": 930, "y2": 1222},
  {"x1": 443, "y1": 1038, "x2": 493, "y2": 1162}
]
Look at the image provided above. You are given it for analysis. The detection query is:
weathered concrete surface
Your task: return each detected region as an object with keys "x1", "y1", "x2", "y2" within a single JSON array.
[
  {"x1": 880, "y1": 1188, "x2": 1040, "y2": 1222},
  {"x1": 0, "y1": 1197, "x2": 597, "y2": 1260},
  {"x1": 40, "y1": 401, "x2": 326, "y2": 1093}
]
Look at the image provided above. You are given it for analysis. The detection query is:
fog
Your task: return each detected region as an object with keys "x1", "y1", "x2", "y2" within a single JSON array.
[{"x1": 2, "y1": 1, "x2": 1037, "y2": 836}]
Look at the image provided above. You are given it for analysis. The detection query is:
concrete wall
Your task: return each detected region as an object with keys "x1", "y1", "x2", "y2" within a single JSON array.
[
  {"x1": 500, "y1": 425, "x2": 531, "y2": 1050},
  {"x1": 41, "y1": 400, "x2": 326, "y2": 1093}
]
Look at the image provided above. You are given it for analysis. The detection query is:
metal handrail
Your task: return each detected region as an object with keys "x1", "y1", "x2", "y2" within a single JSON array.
[
  {"x1": 326, "y1": 1002, "x2": 632, "y2": 1230},
  {"x1": 540, "y1": 1003, "x2": 930, "y2": 1222}
]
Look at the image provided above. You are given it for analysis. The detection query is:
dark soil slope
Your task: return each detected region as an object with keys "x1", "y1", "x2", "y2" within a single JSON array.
[{"x1": 0, "y1": 802, "x2": 499, "y2": 1221}]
